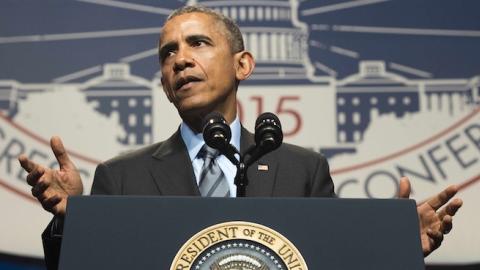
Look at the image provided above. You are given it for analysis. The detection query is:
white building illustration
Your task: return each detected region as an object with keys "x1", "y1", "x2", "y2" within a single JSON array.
[{"x1": 191, "y1": 0, "x2": 313, "y2": 82}]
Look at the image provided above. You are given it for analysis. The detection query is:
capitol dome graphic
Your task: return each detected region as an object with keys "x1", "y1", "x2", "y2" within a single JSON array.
[{"x1": 191, "y1": 0, "x2": 314, "y2": 84}]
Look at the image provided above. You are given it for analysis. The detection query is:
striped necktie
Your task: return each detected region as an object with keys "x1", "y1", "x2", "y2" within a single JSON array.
[{"x1": 198, "y1": 145, "x2": 230, "y2": 197}]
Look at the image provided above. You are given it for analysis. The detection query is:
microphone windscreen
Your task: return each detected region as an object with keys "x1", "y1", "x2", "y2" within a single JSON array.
[
  {"x1": 202, "y1": 111, "x2": 225, "y2": 129},
  {"x1": 254, "y1": 112, "x2": 283, "y2": 149},
  {"x1": 202, "y1": 111, "x2": 232, "y2": 150},
  {"x1": 255, "y1": 112, "x2": 282, "y2": 129}
]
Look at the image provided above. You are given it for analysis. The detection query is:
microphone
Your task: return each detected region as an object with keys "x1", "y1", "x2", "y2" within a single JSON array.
[
  {"x1": 255, "y1": 112, "x2": 283, "y2": 152},
  {"x1": 246, "y1": 112, "x2": 283, "y2": 165},
  {"x1": 202, "y1": 112, "x2": 239, "y2": 165},
  {"x1": 202, "y1": 111, "x2": 231, "y2": 151}
]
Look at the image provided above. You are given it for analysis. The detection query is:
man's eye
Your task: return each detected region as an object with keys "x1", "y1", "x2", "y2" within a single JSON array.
[
  {"x1": 192, "y1": 40, "x2": 207, "y2": 47},
  {"x1": 161, "y1": 50, "x2": 175, "y2": 60}
]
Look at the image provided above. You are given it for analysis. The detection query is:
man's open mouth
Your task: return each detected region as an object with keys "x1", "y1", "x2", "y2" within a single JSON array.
[{"x1": 175, "y1": 76, "x2": 202, "y2": 91}]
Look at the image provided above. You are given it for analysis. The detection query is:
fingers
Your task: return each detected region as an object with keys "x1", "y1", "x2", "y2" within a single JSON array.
[
  {"x1": 26, "y1": 166, "x2": 46, "y2": 186},
  {"x1": 31, "y1": 174, "x2": 54, "y2": 200},
  {"x1": 18, "y1": 155, "x2": 39, "y2": 174},
  {"x1": 19, "y1": 155, "x2": 47, "y2": 186},
  {"x1": 32, "y1": 182, "x2": 67, "y2": 216},
  {"x1": 19, "y1": 140, "x2": 72, "y2": 217},
  {"x1": 19, "y1": 155, "x2": 49, "y2": 187},
  {"x1": 398, "y1": 177, "x2": 411, "y2": 199},
  {"x1": 31, "y1": 180, "x2": 48, "y2": 197},
  {"x1": 40, "y1": 196, "x2": 65, "y2": 216},
  {"x1": 440, "y1": 215, "x2": 453, "y2": 235},
  {"x1": 427, "y1": 228, "x2": 444, "y2": 251},
  {"x1": 426, "y1": 185, "x2": 458, "y2": 211},
  {"x1": 41, "y1": 195, "x2": 63, "y2": 214},
  {"x1": 436, "y1": 198, "x2": 463, "y2": 223},
  {"x1": 26, "y1": 168, "x2": 64, "y2": 214},
  {"x1": 50, "y1": 136, "x2": 74, "y2": 170}
]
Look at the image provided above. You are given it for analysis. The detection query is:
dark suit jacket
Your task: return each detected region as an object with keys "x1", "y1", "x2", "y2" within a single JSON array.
[
  {"x1": 91, "y1": 127, "x2": 334, "y2": 197},
  {"x1": 42, "y1": 127, "x2": 335, "y2": 269}
]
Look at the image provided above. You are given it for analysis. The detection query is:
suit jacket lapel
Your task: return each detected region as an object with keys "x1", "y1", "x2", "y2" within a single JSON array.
[
  {"x1": 149, "y1": 129, "x2": 200, "y2": 196},
  {"x1": 240, "y1": 127, "x2": 278, "y2": 196}
]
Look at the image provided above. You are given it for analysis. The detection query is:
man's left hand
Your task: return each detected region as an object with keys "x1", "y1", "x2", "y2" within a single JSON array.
[{"x1": 398, "y1": 177, "x2": 463, "y2": 257}]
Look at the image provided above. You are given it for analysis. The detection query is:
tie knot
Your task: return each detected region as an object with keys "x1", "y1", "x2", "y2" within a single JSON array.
[{"x1": 198, "y1": 145, "x2": 219, "y2": 160}]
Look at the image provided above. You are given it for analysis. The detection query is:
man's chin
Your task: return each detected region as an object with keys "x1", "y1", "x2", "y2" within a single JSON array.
[
  {"x1": 176, "y1": 105, "x2": 214, "y2": 133},
  {"x1": 177, "y1": 103, "x2": 213, "y2": 119}
]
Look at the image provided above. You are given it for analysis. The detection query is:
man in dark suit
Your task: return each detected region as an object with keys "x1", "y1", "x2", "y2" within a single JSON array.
[{"x1": 19, "y1": 5, "x2": 462, "y2": 270}]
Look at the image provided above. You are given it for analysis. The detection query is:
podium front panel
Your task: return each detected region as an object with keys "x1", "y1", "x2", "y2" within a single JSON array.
[{"x1": 59, "y1": 196, "x2": 424, "y2": 270}]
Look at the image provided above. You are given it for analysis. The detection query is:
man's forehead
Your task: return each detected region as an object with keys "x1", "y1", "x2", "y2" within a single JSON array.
[
  {"x1": 162, "y1": 12, "x2": 216, "y2": 34},
  {"x1": 159, "y1": 12, "x2": 223, "y2": 44}
]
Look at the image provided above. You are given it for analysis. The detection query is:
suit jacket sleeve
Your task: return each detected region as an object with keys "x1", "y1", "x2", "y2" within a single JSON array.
[
  {"x1": 310, "y1": 154, "x2": 336, "y2": 197},
  {"x1": 41, "y1": 217, "x2": 64, "y2": 270}
]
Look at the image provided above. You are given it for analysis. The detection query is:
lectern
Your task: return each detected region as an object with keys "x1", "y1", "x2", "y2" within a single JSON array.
[{"x1": 59, "y1": 196, "x2": 424, "y2": 269}]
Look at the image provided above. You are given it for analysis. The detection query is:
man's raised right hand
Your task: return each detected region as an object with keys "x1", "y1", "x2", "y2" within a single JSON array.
[{"x1": 18, "y1": 136, "x2": 83, "y2": 216}]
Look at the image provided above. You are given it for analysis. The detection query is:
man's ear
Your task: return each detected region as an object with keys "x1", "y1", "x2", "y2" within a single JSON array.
[
  {"x1": 234, "y1": 51, "x2": 255, "y2": 81},
  {"x1": 161, "y1": 77, "x2": 174, "y2": 103}
]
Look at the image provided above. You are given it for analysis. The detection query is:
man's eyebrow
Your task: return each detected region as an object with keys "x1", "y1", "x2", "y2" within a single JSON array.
[
  {"x1": 158, "y1": 34, "x2": 215, "y2": 61},
  {"x1": 186, "y1": 34, "x2": 213, "y2": 44}
]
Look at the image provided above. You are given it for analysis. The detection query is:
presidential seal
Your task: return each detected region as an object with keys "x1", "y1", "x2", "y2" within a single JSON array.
[{"x1": 171, "y1": 221, "x2": 308, "y2": 270}]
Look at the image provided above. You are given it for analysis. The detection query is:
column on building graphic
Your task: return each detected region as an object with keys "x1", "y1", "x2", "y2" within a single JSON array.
[
  {"x1": 195, "y1": 0, "x2": 311, "y2": 83},
  {"x1": 472, "y1": 76, "x2": 480, "y2": 104},
  {"x1": 82, "y1": 63, "x2": 153, "y2": 145},
  {"x1": 336, "y1": 61, "x2": 420, "y2": 143},
  {"x1": 423, "y1": 79, "x2": 476, "y2": 114},
  {"x1": 0, "y1": 80, "x2": 19, "y2": 117}
]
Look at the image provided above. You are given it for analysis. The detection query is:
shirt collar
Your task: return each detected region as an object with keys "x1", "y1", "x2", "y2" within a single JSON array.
[{"x1": 180, "y1": 116, "x2": 241, "y2": 161}]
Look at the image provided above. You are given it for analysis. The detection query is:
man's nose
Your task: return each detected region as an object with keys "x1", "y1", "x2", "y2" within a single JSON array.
[{"x1": 173, "y1": 48, "x2": 194, "y2": 73}]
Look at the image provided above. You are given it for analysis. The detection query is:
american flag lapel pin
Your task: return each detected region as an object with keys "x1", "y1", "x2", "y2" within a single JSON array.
[{"x1": 257, "y1": 164, "x2": 269, "y2": 171}]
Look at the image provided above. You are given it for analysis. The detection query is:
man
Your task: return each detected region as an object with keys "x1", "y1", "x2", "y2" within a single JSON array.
[{"x1": 18, "y1": 5, "x2": 462, "y2": 270}]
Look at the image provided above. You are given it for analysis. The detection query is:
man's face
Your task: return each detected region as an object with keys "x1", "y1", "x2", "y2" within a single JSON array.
[{"x1": 159, "y1": 12, "x2": 238, "y2": 121}]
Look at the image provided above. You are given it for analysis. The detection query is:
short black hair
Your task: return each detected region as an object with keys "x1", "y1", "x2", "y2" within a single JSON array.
[{"x1": 165, "y1": 5, "x2": 245, "y2": 53}]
